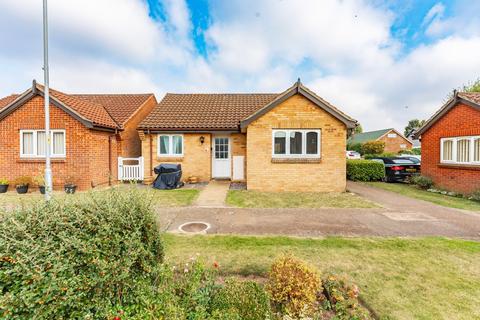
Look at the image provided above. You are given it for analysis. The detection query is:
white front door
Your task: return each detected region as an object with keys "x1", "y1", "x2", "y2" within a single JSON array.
[{"x1": 212, "y1": 136, "x2": 231, "y2": 178}]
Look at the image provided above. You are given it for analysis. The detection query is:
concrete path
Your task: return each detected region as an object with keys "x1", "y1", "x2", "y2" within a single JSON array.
[
  {"x1": 159, "y1": 182, "x2": 480, "y2": 239},
  {"x1": 193, "y1": 180, "x2": 230, "y2": 207}
]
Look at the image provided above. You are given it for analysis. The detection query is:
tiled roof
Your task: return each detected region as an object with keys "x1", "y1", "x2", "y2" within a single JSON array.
[
  {"x1": 139, "y1": 93, "x2": 279, "y2": 130},
  {"x1": 348, "y1": 128, "x2": 392, "y2": 144},
  {"x1": 72, "y1": 94, "x2": 154, "y2": 126},
  {"x1": 458, "y1": 92, "x2": 480, "y2": 105},
  {"x1": 0, "y1": 94, "x2": 20, "y2": 111},
  {"x1": 0, "y1": 82, "x2": 155, "y2": 130}
]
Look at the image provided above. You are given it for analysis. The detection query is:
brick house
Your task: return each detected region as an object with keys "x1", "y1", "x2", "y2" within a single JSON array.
[
  {"x1": 348, "y1": 128, "x2": 413, "y2": 153},
  {"x1": 414, "y1": 91, "x2": 480, "y2": 194},
  {"x1": 138, "y1": 80, "x2": 358, "y2": 192},
  {"x1": 0, "y1": 81, "x2": 157, "y2": 190}
]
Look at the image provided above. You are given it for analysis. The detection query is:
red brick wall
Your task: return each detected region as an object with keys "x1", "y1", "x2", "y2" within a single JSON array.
[
  {"x1": 0, "y1": 95, "x2": 117, "y2": 191},
  {"x1": 421, "y1": 103, "x2": 480, "y2": 193},
  {"x1": 378, "y1": 130, "x2": 413, "y2": 153}
]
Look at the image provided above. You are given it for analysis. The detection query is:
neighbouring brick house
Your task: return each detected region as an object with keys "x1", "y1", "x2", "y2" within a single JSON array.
[
  {"x1": 0, "y1": 81, "x2": 157, "y2": 190},
  {"x1": 348, "y1": 128, "x2": 413, "y2": 153},
  {"x1": 414, "y1": 91, "x2": 480, "y2": 194},
  {"x1": 138, "y1": 80, "x2": 358, "y2": 192}
]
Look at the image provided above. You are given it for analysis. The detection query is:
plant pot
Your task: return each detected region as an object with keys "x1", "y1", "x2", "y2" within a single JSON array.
[
  {"x1": 64, "y1": 184, "x2": 77, "y2": 194},
  {"x1": 39, "y1": 186, "x2": 46, "y2": 194},
  {"x1": 16, "y1": 184, "x2": 29, "y2": 194},
  {"x1": 0, "y1": 184, "x2": 8, "y2": 193}
]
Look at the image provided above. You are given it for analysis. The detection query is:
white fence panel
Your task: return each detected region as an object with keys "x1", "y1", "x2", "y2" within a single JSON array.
[{"x1": 118, "y1": 157, "x2": 144, "y2": 181}]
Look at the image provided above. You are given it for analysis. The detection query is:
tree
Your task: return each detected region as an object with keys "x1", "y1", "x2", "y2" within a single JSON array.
[
  {"x1": 354, "y1": 124, "x2": 363, "y2": 134},
  {"x1": 361, "y1": 141, "x2": 385, "y2": 155},
  {"x1": 404, "y1": 119, "x2": 425, "y2": 137},
  {"x1": 461, "y1": 78, "x2": 480, "y2": 93}
]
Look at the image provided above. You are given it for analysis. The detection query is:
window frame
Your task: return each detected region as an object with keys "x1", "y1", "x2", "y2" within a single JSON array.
[
  {"x1": 271, "y1": 129, "x2": 321, "y2": 159},
  {"x1": 20, "y1": 129, "x2": 66, "y2": 158},
  {"x1": 440, "y1": 136, "x2": 480, "y2": 165},
  {"x1": 157, "y1": 134, "x2": 184, "y2": 157}
]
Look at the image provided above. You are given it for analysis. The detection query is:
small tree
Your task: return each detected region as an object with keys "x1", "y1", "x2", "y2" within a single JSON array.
[
  {"x1": 404, "y1": 119, "x2": 425, "y2": 137},
  {"x1": 354, "y1": 124, "x2": 363, "y2": 134},
  {"x1": 347, "y1": 142, "x2": 362, "y2": 154},
  {"x1": 361, "y1": 141, "x2": 385, "y2": 155}
]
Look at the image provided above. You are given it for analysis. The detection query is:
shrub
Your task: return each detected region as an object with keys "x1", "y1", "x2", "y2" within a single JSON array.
[
  {"x1": 321, "y1": 273, "x2": 371, "y2": 320},
  {"x1": 470, "y1": 189, "x2": 480, "y2": 202},
  {"x1": 398, "y1": 149, "x2": 414, "y2": 155},
  {"x1": 13, "y1": 176, "x2": 31, "y2": 187},
  {"x1": 412, "y1": 148, "x2": 421, "y2": 155},
  {"x1": 210, "y1": 278, "x2": 271, "y2": 320},
  {"x1": 0, "y1": 188, "x2": 164, "y2": 319},
  {"x1": 410, "y1": 175, "x2": 434, "y2": 190},
  {"x1": 361, "y1": 141, "x2": 385, "y2": 155},
  {"x1": 363, "y1": 152, "x2": 396, "y2": 159},
  {"x1": 267, "y1": 255, "x2": 322, "y2": 317},
  {"x1": 346, "y1": 160, "x2": 385, "y2": 182},
  {"x1": 347, "y1": 142, "x2": 363, "y2": 154},
  {"x1": 0, "y1": 178, "x2": 8, "y2": 185}
]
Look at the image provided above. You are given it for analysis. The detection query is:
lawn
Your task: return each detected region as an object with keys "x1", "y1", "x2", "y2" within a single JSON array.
[
  {"x1": 164, "y1": 234, "x2": 480, "y2": 320},
  {"x1": 0, "y1": 186, "x2": 199, "y2": 209},
  {"x1": 226, "y1": 190, "x2": 379, "y2": 208},
  {"x1": 365, "y1": 182, "x2": 480, "y2": 212}
]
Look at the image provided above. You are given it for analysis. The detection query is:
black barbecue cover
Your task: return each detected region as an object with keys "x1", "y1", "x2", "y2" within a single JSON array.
[{"x1": 153, "y1": 164, "x2": 182, "y2": 190}]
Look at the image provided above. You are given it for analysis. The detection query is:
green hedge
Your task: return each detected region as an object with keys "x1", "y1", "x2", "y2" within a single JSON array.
[
  {"x1": 0, "y1": 189, "x2": 164, "y2": 319},
  {"x1": 346, "y1": 159, "x2": 385, "y2": 181},
  {"x1": 363, "y1": 153, "x2": 396, "y2": 159}
]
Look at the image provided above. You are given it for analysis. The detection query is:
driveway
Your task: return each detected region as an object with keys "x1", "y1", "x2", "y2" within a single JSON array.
[{"x1": 158, "y1": 182, "x2": 480, "y2": 239}]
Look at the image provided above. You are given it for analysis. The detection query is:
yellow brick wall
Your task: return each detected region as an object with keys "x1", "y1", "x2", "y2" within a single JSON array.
[
  {"x1": 230, "y1": 133, "x2": 246, "y2": 181},
  {"x1": 141, "y1": 133, "x2": 212, "y2": 182},
  {"x1": 246, "y1": 94, "x2": 347, "y2": 192}
]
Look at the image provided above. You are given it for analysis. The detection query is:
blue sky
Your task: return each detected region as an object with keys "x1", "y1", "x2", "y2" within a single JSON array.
[{"x1": 0, "y1": 0, "x2": 479, "y2": 132}]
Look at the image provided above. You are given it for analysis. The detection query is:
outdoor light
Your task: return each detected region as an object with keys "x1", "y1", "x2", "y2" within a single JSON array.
[{"x1": 199, "y1": 136, "x2": 205, "y2": 144}]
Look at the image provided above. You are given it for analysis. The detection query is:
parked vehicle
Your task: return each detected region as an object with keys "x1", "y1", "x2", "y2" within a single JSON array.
[
  {"x1": 370, "y1": 157, "x2": 421, "y2": 182},
  {"x1": 398, "y1": 155, "x2": 421, "y2": 164},
  {"x1": 346, "y1": 150, "x2": 361, "y2": 160}
]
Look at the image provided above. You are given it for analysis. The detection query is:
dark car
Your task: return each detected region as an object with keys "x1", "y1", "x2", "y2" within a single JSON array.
[{"x1": 370, "y1": 157, "x2": 421, "y2": 182}]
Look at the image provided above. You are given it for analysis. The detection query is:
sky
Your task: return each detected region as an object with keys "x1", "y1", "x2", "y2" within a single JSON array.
[{"x1": 1, "y1": 0, "x2": 479, "y2": 133}]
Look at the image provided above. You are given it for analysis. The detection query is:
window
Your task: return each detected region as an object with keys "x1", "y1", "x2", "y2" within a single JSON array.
[
  {"x1": 20, "y1": 130, "x2": 66, "y2": 158},
  {"x1": 272, "y1": 130, "x2": 320, "y2": 158},
  {"x1": 440, "y1": 136, "x2": 480, "y2": 165},
  {"x1": 400, "y1": 144, "x2": 407, "y2": 149},
  {"x1": 387, "y1": 133, "x2": 397, "y2": 138},
  {"x1": 158, "y1": 134, "x2": 183, "y2": 157}
]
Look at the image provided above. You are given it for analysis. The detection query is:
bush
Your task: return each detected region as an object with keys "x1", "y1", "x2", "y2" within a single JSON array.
[
  {"x1": 267, "y1": 255, "x2": 322, "y2": 317},
  {"x1": 410, "y1": 175, "x2": 434, "y2": 190},
  {"x1": 361, "y1": 141, "x2": 385, "y2": 155},
  {"x1": 346, "y1": 160, "x2": 385, "y2": 182},
  {"x1": 321, "y1": 273, "x2": 372, "y2": 320},
  {"x1": 363, "y1": 152, "x2": 396, "y2": 159},
  {"x1": 398, "y1": 149, "x2": 414, "y2": 155},
  {"x1": 347, "y1": 142, "x2": 363, "y2": 154},
  {"x1": 412, "y1": 148, "x2": 421, "y2": 155},
  {"x1": 470, "y1": 189, "x2": 480, "y2": 202},
  {"x1": 0, "y1": 188, "x2": 164, "y2": 319},
  {"x1": 210, "y1": 278, "x2": 271, "y2": 320}
]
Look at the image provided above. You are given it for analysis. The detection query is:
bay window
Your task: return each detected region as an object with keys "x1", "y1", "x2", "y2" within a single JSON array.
[
  {"x1": 272, "y1": 129, "x2": 320, "y2": 158},
  {"x1": 20, "y1": 130, "x2": 66, "y2": 158},
  {"x1": 440, "y1": 136, "x2": 480, "y2": 164},
  {"x1": 158, "y1": 134, "x2": 183, "y2": 157}
]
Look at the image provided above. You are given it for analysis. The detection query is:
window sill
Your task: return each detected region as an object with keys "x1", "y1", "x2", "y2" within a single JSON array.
[
  {"x1": 438, "y1": 163, "x2": 480, "y2": 170},
  {"x1": 271, "y1": 158, "x2": 321, "y2": 164},
  {"x1": 17, "y1": 158, "x2": 66, "y2": 163},
  {"x1": 156, "y1": 156, "x2": 184, "y2": 162}
]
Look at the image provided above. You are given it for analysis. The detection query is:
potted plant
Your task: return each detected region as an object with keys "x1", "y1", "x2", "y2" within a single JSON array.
[
  {"x1": 0, "y1": 178, "x2": 9, "y2": 193},
  {"x1": 35, "y1": 175, "x2": 46, "y2": 194},
  {"x1": 14, "y1": 176, "x2": 31, "y2": 194},
  {"x1": 64, "y1": 176, "x2": 77, "y2": 194}
]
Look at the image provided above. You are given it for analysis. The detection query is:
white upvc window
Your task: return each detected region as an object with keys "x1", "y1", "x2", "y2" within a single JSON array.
[
  {"x1": 20, "y1": 129, "x2": 66, "y2": 158},
  {"x1": 387, "y1": 133, "x2": 397, "y2": 138},
  {"x1": 157, "y1": 134, "x2": 183, "y2": 157},
  {"x1": 272, "y1": 129, "x2": 321, "y2": 158},
  {"x1": 440, "y1": 136, "x2": 480, "y2": 165}
]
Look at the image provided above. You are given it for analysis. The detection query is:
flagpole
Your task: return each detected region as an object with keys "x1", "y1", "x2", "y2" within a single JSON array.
[{"x1": 43, "y1": 0, "x2": 53, "y2": 200}]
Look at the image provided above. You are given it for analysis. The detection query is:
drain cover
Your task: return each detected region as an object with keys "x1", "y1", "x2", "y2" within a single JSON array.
[{"x1": 178, "y1": 222, "x2": 211, "y2": 234}]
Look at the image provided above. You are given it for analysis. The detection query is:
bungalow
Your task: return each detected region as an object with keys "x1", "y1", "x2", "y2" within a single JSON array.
[
  {"x1": 138, "y1": 80, "x2": 358, "y2": 192},
  {"x1": 0, "y1": 81, "x2": 157, "y2": 190},
  {"x1": 348, "y1": 128, "x2": 413, "y2": 153},
  {"x1": 414, "y1": 91, "x2": 480, "y2": 194}
]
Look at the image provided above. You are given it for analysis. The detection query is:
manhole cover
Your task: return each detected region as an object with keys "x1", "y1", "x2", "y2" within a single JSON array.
[{"x1": 178, "y1": 222, "x2": 211, "y2": 234}]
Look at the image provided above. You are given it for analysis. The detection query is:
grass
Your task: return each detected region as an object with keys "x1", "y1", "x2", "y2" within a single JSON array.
[
  {"x1": 164, "y1": 234, "x2": 480, "y2": 320},
  {"x1": 226, "y1": 190, "x2": 379, "y2": 208},
  {"x1": 365, "y1": 182, "x2": 480, "y2": 212},
  {"x1": 0, "y1": 186, "x2": 199, "y2": 209}
]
